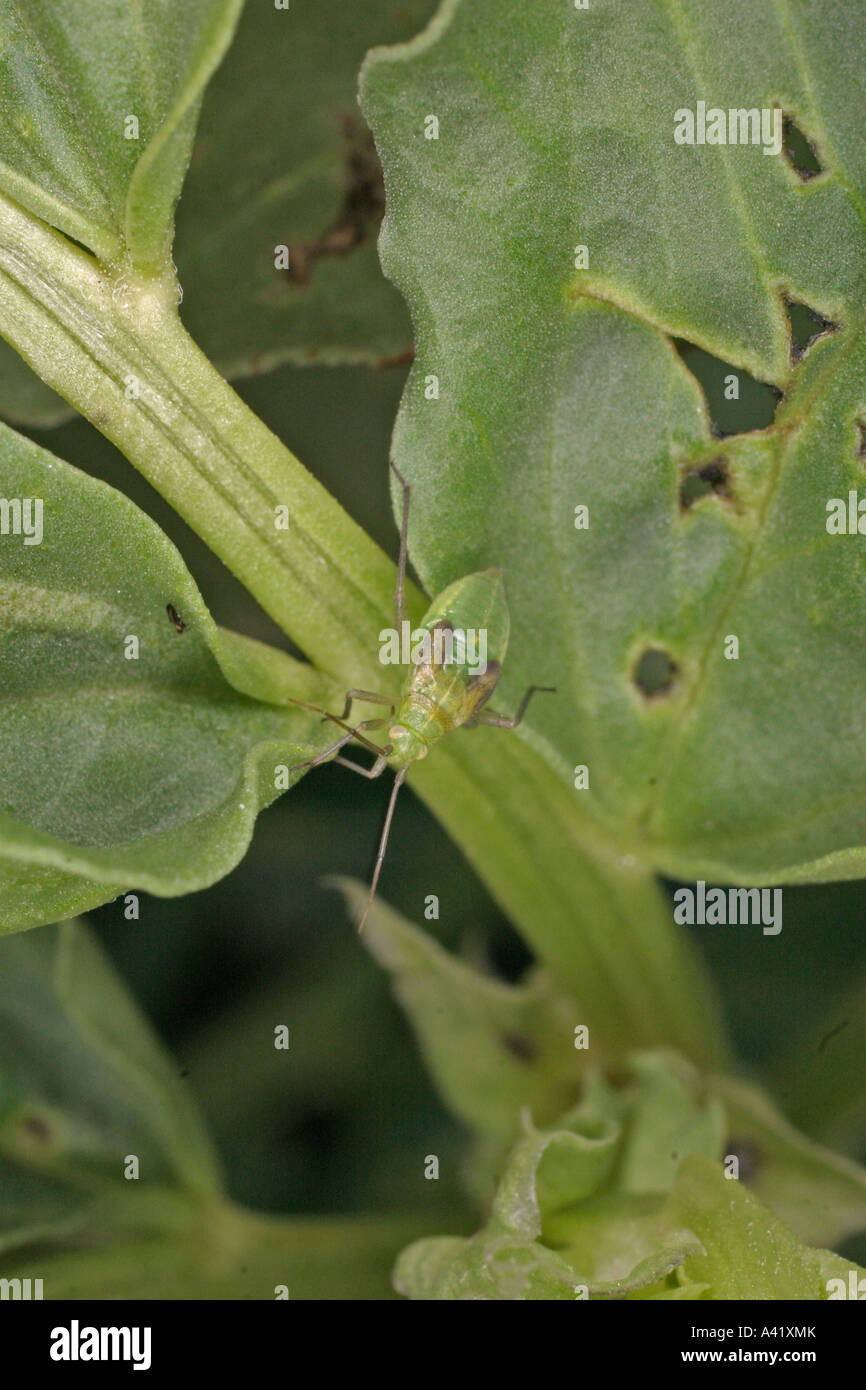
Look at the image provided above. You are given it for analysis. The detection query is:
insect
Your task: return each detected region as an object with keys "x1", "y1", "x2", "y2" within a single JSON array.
[
  {"x1": 166, "y1": 603, "x2": 186, "y2": 632},
  {"x1": 290, "y1": 463, "x2": 554, "y2": 930}
]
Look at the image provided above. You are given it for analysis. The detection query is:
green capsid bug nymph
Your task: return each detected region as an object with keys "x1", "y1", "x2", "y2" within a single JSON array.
[{"x1": 289, "y1": 463, "x2": 555, "y2": 931}]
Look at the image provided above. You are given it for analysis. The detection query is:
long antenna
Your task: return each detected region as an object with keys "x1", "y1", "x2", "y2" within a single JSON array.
[{"x1": 357, "y1": 766, "x2": 408, "y2": 932}]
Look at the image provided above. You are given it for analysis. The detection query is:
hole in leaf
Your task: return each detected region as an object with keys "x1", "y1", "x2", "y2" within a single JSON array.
[
  {"x1": 679, "y1": 456, "x2": 731, "y2": 510},
  {"x1": 784, "y1": 295, "x2": 839, "y2": 362},
  {"x1": 782, "y1": 114, "x2": 824, "y2": 181},
  {"x1": 633, "y1": 647, "x2": 679, "y2": 699},
  {"x1": 672, "y1": 339, "x2": 781, "y2": 436}
]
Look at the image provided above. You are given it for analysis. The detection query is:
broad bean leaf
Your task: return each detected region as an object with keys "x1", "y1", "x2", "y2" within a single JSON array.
[
  {"x1": 357, "y1": 886, "x2": 866, "y2": 1252},
  {"x1": 0, "y1": 0, "x2": 243, "y2": 269},
  {"x1": 340, "y1": 878, "x2": 586, "y2": 1138},
  {"x1": 772, "y1": 967, "x2": 866, "y2": 1154},
  {"x1": 712, "y1": 1074, "x2": 866, "y2": 1248},
  {"x1": 0, "y1": 420, "x2": 334, "y2": 932},
  {"x1": 0, "y1": 0, "x2": 437, "y2": 426},
  {"x1": 394, "y1": 1051, "x2": 866, "y2": 1300},
  {"x1": 393, "y1": 1055, "x2": 713, "y2": 1300},
  {"x1": 0, "y1": 919, "x2": 221, "y2": 1252},
  {"x1": 0, "y1": 1213, "x2": 430, "y2": 1301},
  {"x1": 0, "y1": 0, "x2": 241, "y2": 424},
  {"x1": 361, "y1": 0, "x2": 866, "y2": 884},
  {"x1": 175, "y1": 0, "x2": 437, "y2": 379},
  {"x1": 0, "y1": 919, "x2": 423, "y2": 1297},
  {"x1": 665, "y1": 1157, "x2": 862, "y2": 1301},
  {"x1": 0, "y1": 0, "x2": 724, "y2": 1058}
]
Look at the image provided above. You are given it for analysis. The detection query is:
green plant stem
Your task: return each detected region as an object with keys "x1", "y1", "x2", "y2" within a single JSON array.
[
  {"x1": 0, "y1": 188, "x2": 728, "y2": 1067},
  {"x1": 412, "y1": 734, "x2": 728, "y2": 1067},
  {"x1": 0, "y1": 189, "x2": 402, "y2": 687},
  {"x1": 0, "y1": 1195, "x2": 438, "y2": 1300}
]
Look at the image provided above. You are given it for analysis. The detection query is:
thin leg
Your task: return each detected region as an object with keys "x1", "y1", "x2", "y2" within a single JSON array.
[
  {"x1": 289, "y1": 718, "x2": 389, "y2": 773},
  {"x1": 473, "y1": 685, "x2": 556, "y2": 729},
  {"x1": 336, "y1": 689, "x2": 395, "y2": 721},
  {"x1": 289, "y1": 727, "x2": 358, "y2": 773},
  {"x1": 286, "y1": 696, "x2": 387, "y2": 757},
  {"x1": 333, "y1": 750, "x2": 392, "y2": 779},
  {"x1": 390, "y1": 461, "x2": 410, "y2": 629}
]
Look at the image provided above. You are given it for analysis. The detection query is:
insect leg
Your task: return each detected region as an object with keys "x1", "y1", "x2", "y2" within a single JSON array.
[
  {"x1": 289, "y1": 728, "x2": 360, "y2": 773},
  {"x1": 390, "y1": 461, "x2": 410, "y2": 629},
  {"x1": 335, "y1": 689, "x2": 395, "y2": 721},
  {"x1": 472, "y1": 685, "x2": 557, "y2": 729},
  {"x1": 289, "y1": 717, "x2": 390, "y2": 773},
  {"x1": 332, "y1": 748, "x2": 392, "y2": 779}
]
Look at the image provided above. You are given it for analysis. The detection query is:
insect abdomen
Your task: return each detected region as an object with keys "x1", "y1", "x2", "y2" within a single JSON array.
[{"x1": 397, "y1": 668, "x2": 462, "y2": 746}]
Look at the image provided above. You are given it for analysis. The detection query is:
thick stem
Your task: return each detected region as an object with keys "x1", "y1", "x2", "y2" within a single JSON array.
[
  {"x1": 412, "y1": 734, "x2": 729, "y2": 1067},
  {"x1": 0, "y1": 189, "x2": 405, "y2": 688}
]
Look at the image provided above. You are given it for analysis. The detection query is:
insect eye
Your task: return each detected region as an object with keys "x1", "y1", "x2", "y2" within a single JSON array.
[
  {"x1": 388, "y1": 724, "x2": 407, "y2": 739},
  {"x1": 415, "y1": 744, "x2": 428, "y2": 759}
]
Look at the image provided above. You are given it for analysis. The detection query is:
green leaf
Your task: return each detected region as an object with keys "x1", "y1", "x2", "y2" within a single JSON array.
[
  {"x1": 350, "y1": 886, "x2": 866, "y2": 1249},
  {"x1": 0, "y1": 0, "x2": 439, "y2": 428},
  {"x1": 175, "y1": 0, "x2": 437, "y2": 379},
  {"x1": 395, "y1": 1053, "x2": 721, "y2": 1300},
  {"x1": 0, "y1": 920, "x2": 221, "y2": 1250},
  {"x1": 393, "y1": 1052, "x2": 866, "y2": 1300},
  {"x1": 0, "y1": 919, "x2": 431, "y2": 1296},
  {"x1": 617, "y1": 1052, "x2": 726, "y2": 1196},
  {"x1": 0, "y1": 0, "x2": 243, "y2": 270},
  {"x1": 341, "y1": 880, "x2": 586, "y2": 1137},
  {"x1": 0, "y1": 420, "x2": 335, "y2": 932},
  {"x1": 0, "y1": 861, "x2": 117, "y2": 937},
  {"x1": 0, "y1": 178, "x2": 725, "y2": 1060},
  {"x1": 361, "y1": 0, "x2": 866, "y2": 885},
  {"x1": 0, "y1": 2, "x2": 724, "y2": 1058},
  {"x1": 0, "y1": 1207, "x2": 434, "y2": 1301},
  {"x1": 667, "y1": 1156, "x2": 865, "y2": 1300},
  {"x1": 713, "y1": 1074, "x2": 866, "y2": 1246},
  {"x1": 0, "y1": 0, "x2": 440, "y2": 427},
  {"x1": 0, "y1": 346, "x2": 69, "y2": 428},
  {"x1": 770, "y1": 966, "x2": 866, "y2": 1155}
]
